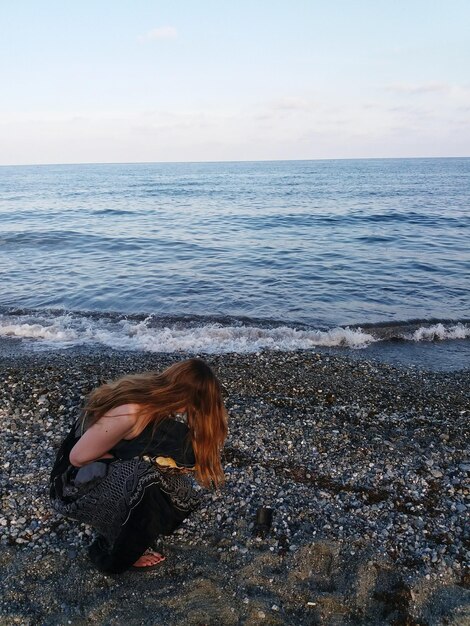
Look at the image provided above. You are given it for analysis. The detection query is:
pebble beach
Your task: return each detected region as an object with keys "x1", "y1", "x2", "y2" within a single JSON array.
[{"x1": 0, "y1": 347, "x2": 469, "y2": 625}]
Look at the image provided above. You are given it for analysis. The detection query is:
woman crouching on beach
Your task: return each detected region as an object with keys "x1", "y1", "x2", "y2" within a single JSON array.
[{"x1": 50, "y1": 358, "x2": 228, "y2": 574}]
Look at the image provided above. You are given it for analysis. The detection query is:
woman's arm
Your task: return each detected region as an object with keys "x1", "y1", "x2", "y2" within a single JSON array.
[{"x1": 69, "y1": 405, "x2": 138, "y2": 467}]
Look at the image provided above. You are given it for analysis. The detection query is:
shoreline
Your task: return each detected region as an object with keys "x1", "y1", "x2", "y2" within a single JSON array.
[
  {"x1": 0, "y1": 348, "x2": 469, "y2": 624},
  {"x1": 1, "y1": 335, "x2": 470, "y2": 375}
]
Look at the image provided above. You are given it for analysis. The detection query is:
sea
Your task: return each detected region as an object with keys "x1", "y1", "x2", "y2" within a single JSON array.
[{"x1": 0, "y1": 158, "x2": 469, "y2": 371}]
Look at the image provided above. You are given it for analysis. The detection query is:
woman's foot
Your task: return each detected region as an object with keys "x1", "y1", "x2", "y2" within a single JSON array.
[{"x1": 132, "y1": 550, "x2": 166, "y2": 568}]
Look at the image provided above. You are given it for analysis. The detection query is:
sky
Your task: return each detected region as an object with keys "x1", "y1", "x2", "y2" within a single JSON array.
[{"x1": 1, "y1": 0, "x2": 469, "y2": 165}]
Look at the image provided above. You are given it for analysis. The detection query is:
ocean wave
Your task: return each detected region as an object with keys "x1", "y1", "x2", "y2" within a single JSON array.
[
  {"x1": 0, "y1": 311, "x2": 468, "y2": 354},
  {"x1": 0, "y1": 320, "x2": 79, "y2": 342},
  {"x1": 407, "y1": 323, "x2": 470, "y2": 342},
  {"x1": 0, "y1": 313, "x2": 375, "y2": 352}
]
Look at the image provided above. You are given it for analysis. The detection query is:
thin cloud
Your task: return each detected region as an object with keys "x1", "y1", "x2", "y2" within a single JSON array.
[
  {"x1": 137, "y1": 26, "x2": 177, "y2": 43},
  {"x1": 386, "y1": 82, "x2": 449, "y2": 95}
]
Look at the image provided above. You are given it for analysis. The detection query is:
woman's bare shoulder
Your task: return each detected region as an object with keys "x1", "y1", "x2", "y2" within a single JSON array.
[
  {"x1": 101, "y1": 403, "x2": 149, "y2": 439},
  {"x1": 103, "y1": 403, "x2": 141, "y2": 420},
  {"x1": 95, "y1": 404, "x2": 140, "y2": 432}
]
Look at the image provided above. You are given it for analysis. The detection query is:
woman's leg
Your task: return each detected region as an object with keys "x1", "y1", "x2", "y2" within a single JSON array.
[{"x1": 88, "y1": 484, "x2": 187, "y2": 574}]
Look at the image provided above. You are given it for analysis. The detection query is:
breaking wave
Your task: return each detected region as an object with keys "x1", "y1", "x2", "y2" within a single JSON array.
[{"x1": 0, "y1": 310, "x2": 468, "y2": 354}]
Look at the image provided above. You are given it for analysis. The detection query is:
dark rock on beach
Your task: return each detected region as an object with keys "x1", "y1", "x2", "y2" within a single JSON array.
[{"x1": 0, "y1": 348, "x2": 469, "y2": 625}]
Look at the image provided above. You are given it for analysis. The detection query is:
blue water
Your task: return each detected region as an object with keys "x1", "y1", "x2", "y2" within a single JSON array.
[{"x1": 0, "y1": 158, "x2": 469, "y2": 368}]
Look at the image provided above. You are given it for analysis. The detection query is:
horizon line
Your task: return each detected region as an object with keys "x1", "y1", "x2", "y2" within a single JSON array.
[{"x1": 1, "y1": 155, "x2": 469, "y2": 168}]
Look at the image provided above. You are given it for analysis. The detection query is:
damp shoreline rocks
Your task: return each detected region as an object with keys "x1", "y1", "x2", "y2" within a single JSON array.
[{"x1": 0, "y1": 347, "x2": 469, "y2": 625}]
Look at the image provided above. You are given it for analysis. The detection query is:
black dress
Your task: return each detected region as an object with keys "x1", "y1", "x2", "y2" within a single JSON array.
[{"x1": 50, "y1": 418, "x2": 201, "y2": 574}]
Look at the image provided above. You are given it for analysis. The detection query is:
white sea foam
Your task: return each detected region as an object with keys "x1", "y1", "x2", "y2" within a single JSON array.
[
  {"x1": 0, "y1": 313, "x2": 376, "y2": 353},
  {"x1": 0, "y1": 313, "x2": 468, "y2": 354},
  {"x1": 408, "y1": 323, "x2": 470, "y2": 342},
  {"x1": 0, "y1": 321, "x2": 79, "y2": 342}
]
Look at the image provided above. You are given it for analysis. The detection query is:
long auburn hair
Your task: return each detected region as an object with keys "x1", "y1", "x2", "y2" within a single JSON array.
[{"x1": 82, "y1": 358, "x2": 228, "y2": 488}]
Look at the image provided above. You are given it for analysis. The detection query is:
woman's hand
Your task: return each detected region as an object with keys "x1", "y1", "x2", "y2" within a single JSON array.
[{"x1": 69, "y1": 404, "x2": 138, "y2": 467}]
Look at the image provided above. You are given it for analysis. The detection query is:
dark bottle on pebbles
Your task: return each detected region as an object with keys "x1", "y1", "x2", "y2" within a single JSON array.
[{"x1": 254, "y1": 507, "x2": 274, "y2": 536}]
